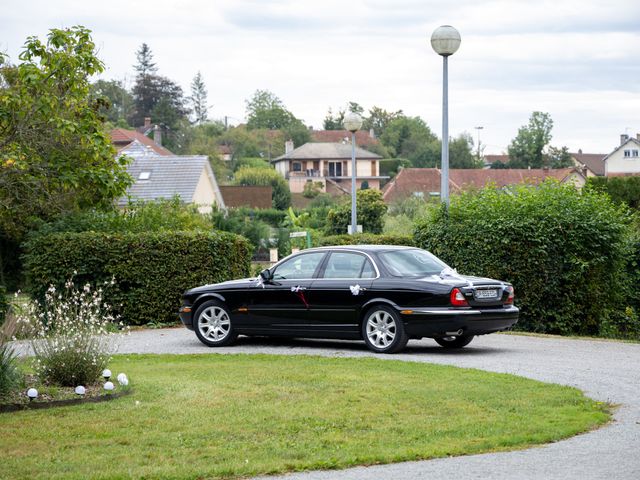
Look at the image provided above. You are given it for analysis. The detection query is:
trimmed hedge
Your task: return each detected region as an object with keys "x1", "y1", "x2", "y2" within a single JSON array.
[
  {"x1": 415, "y1": 180, "x2": 634, "y2": 337},
  {"x1": 23, "y1": 231, "x2": 251, "y2": 326},
  {"x1": 316, "y1": 234, "x2": 415, "y2": 247}
]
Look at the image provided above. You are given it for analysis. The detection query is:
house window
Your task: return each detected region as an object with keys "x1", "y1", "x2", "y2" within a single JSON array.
[
  {"x1": 328, "y1": 162, "x2": 342, "y2": 177},
  {"x1": 633, "y1": 150, "x2": 639, "y2": 157},
  {"x1": 292, "y1": 162, "x2": 302, "y2": 172},
  {"x1": 624, "y1": 150, "x2": 631, "y2": 158},
  {"x1": 138, "y1": 171, "x2": 151, "y2": 180}
]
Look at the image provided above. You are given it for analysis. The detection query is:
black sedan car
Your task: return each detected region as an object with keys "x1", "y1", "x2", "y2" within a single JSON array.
[{"x1": 179, "y1": 245, "x2": 518, "y2": 354}]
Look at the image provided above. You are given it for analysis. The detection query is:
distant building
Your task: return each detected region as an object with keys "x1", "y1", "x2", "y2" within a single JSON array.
[
  {"x1": 604, "y1": 133, "x2": 640, "y2": 176},
  {"x1": 118, "y1": 140, "x2": 225, "y2": 213},
  {"x1": 382, "y1": 167, "x2": 586, "y2": 203},
  {"x1": 271, "y1": 141, "x2": 388, "y2": 195},
  {"x1": 111, "y1": 127, "x2": 173, "y2": 156}
]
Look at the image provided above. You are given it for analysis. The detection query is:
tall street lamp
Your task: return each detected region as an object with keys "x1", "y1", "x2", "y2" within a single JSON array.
[
  {"x1": 475, "y1": 126, "x2": 484, "y2": 161},
  {"x1": 344, "y1": 112, "x2": 363, "y2": 235},
  {"x1": 431, "y1": 25, "x2": 461, "y2": 207}
]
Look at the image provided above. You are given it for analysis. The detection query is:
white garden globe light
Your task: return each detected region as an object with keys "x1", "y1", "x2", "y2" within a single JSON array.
[
  {"x1": 75, "y1": 385, "x2": 86, "y2": 396},
  {"x1": 27, "y1": 388, "x2": 38, "y2": 400},
  {"x1": 104, "y1": 381, "x2": 115, "y2": 391},
  {"x1": 117, "y1": 373, "x2": 129, "y2": 386},
  {"x1": 102, "y1": 369, "x2": 111, "y2": 380},
  {"x1": 343, "y1": 112, "x2": 363, "y2": 133},
  {"x1": 430, "y1": 25, "x2": 461, "y2": 57}
]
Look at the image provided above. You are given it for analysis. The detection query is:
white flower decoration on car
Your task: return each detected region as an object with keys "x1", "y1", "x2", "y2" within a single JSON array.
[{"x1": 350, "y1": 284, "x2": 362, "y2": 296}]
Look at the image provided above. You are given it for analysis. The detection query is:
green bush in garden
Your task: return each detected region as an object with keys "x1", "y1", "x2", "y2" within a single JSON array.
[
  {"x1": 326, "y1": 189, "x2": 388, "y2": 235},
  {"x1": 414, "y1": 180, "x2": 635, "y2": 338},
  {"x1": 316, "y1": 234, "x2": 414, "y2": 247},
  {"x1": 23, "y1": 231, "x2": 251, "y2": 326}
]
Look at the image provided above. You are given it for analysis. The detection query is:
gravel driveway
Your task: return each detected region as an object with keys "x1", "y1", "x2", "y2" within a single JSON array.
[
  {"x1": 16, "y1": 328, "x2": 640, "y2": 479},
  {"x1": 113, "y1": 328, "x2": 640, "y2": 480}
]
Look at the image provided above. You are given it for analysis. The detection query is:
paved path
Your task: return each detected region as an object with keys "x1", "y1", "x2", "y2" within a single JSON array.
[{"x1": 17, "y1": 328, "x2": 640, "y2": 479}]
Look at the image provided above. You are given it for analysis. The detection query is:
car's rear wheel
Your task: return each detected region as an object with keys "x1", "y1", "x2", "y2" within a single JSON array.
[
  {"x1": 435, "y1": 335, "x2": 474, "y2": 349},
  {"x1": 362, "y1": 305, "x2": 408, "y2": 354},
  {"x1": 194, "y1": 300, "x2": 237, "y2": 347}
]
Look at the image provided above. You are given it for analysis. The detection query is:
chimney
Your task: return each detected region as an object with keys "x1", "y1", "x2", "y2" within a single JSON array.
[
  {"x1": 144, "y1": 117, "x2": 151, "y2": 129},
  {"x1": 369, "y1": 128, "x2": 376, "y2": 139},
  {"x1": 153, "y1": 125, "x2": 162, "y2": 146},
  {"x1": 285, "y1": 139, "x2": 294, "y2": 154},
  {"x1": 621, "y1": 134, "x2": 629, "y2": 145},
  {"x1": 637, "y1": 133, "x2": 640, "y2": 141}
]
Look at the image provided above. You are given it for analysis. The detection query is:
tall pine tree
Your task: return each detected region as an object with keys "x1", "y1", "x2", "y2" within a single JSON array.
[{"x1": 189, "y1": 71, "x2": 209, "y2": 125}]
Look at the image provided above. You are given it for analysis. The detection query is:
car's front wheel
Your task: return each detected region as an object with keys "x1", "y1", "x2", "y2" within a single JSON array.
[
  {"x1": 362, "y1": 305, "x2": 408, "y2": 354},
  {"x1": 434, "y1": 335, "x2": 474, "y2": 349},
  {"x1": 194, "y1": 300, "x2": 237, "y2": 347}
]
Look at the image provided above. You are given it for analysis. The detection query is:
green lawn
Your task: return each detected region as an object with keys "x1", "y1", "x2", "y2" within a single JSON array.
[{"x1": 0, "y1": 354, "x2": 608, "y2": 479}]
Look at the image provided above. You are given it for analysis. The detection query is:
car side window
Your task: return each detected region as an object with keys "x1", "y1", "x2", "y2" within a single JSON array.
[
  {"x1": 322, "y1": 252, "x2": 376, "y2": 279},
  {"x1": 272, "y1": 252, "x2": 325, "y2": 280}
]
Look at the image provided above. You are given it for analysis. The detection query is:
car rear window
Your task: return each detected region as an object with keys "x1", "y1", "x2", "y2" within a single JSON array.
[{"x1": 378, "y1": 249, "x2": 448, "y2": 278}]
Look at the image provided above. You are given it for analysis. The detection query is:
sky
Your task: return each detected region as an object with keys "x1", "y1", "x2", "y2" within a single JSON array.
[{"x1": 2, "y1": 0, "x2": 639, "y2": 155}]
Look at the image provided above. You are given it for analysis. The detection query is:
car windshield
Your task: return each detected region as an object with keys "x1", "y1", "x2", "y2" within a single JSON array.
[{"x1": 378, "y1": 249, "x2": 449, "y2": 278}]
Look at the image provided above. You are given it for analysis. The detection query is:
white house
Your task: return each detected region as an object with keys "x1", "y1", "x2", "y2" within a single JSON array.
[{"x1": 604, "y1": 134, "x2": 640, "y2": 176}]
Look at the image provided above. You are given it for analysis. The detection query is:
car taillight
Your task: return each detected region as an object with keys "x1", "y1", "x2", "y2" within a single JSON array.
[
  {"x1": 450, "y1": 288, "x2": 469, "y2": 307},
  {"x1": 505, "y1": 286, "x2": 515, "y2": 304}
]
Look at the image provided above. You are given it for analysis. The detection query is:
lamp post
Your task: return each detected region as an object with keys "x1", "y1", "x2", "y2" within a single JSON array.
[
  {"x1": 474, "y1": 126, "x2": 484, "y2": 161},
  {"x1": 431, "y1": 25, "x2": 461, "y2": 207},
  {"x1": 344, "y1": 112, "x2": 363, "y2": 234}
]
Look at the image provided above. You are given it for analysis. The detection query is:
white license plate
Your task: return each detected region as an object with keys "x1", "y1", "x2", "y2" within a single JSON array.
[{"x1": 475, "y1": 289, "x2": 499, "y2": 299}]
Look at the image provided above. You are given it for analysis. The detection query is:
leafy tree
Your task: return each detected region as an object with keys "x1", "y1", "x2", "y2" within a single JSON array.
[
  {"x1": 245, "y1": 89, "x2": 300, "y2": 130},
  {"x1": 507, "y1": 111, "x2": 553, "y2": 168},
  {"x1": 546, "y1": 146, "x2": 574, "y2": 168},
  {"x1": 326, "y1": 189, "x2": 388, "y2": 234},
  {"x1": 450, "y1": 133, "x2": 482, "y2": 169},
  {"x1": 281, "y1": 121, "x2": 311, "y2": 149},
  {"x1": 362, "y1": 106, "x2": 404, "y2": 138},
  {"x1": 323, "y1": 107, "x2": 344, "y2": 130},
  {"x1": 90, "y1": 79, "x2": 134, "y2": 126},
  {"x1": 0, "y1": 27, "x2": 131, "y2": 286},
  {"x1": 380, "y1": 116, "x2": 439, "y2": 167},
  {"x1": 189, "y1": 71, "x2": 209, "y2": 125},
  {"x1": 347, "y1": 101, "x2": 364, "y2": 115},
  {"x1": 0, "y1": 26, "x2": 131, "y2": 242},
  {"x1": 234, "y1": 166, "x2": 291, "y2": 209}
]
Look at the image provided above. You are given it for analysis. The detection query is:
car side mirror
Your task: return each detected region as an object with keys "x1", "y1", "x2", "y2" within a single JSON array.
[{"x1": 259, "y1": 269, "x2": 273, "y2": 282}]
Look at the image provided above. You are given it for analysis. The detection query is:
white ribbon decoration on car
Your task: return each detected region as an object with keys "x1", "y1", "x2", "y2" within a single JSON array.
[{"x1": 350, "y1": 284, "x2": 362, "y2": 296}]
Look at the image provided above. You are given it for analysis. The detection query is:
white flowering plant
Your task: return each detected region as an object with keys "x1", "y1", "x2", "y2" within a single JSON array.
[{"x1": 18, "y1": 277, "x2": 126, "y2": 387}]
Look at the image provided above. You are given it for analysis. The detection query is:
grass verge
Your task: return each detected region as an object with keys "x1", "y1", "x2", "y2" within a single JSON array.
[{"x1": 0, "y1": 354, "x2": 609, "y2": 479}]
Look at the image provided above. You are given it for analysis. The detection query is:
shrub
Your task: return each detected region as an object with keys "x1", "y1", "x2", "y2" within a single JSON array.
[
  {"x1": 29, "y1": 197, "x2": 211, "y2": 238},
  {"x1": 0, "y1": 308, "x2": 21, "y2": 397},
  {"x1": 0, "y1": 342, "x2": 21, "y2": 398},
  {"x1": 23, "y1": 231, "x2": 251, "y2": 326},
  {"x1": 18, "y1": 280, "x2": 120, "y2": 386},
  {"x1": 414, "y1": 180, "x2": 633, "y2": 337},
  {"x1": 303, "y1": 181, "x2": 324, "y2": 199},
  {"x1": 326, "y1": 190, "x2": 388, "y2": 235},
  {"x1": 586, "y1": 176, "x2": 640, "y2": 210},
  {"x1": 234, "y1": 166, "x2": 291, "y2": 210},
  {"x1": 316, "y1": 233, "x2": 414, "y2": 247}
]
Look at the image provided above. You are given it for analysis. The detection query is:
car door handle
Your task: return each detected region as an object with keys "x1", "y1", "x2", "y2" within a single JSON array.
[{"x1": 291, "y1": 285, "x2": 307, "y2": 292}]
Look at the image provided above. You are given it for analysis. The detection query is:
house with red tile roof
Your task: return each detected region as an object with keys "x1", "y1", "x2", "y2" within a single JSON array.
[
  {"x1": 382, "y1": 167, "x2": 586, "y2": 203},
  {"x1": 310, "y1": 129, "x2": 380, "y2": 148},
  {"x1": 111, "y1": 128, "x2": 174, "y2": 156}
]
